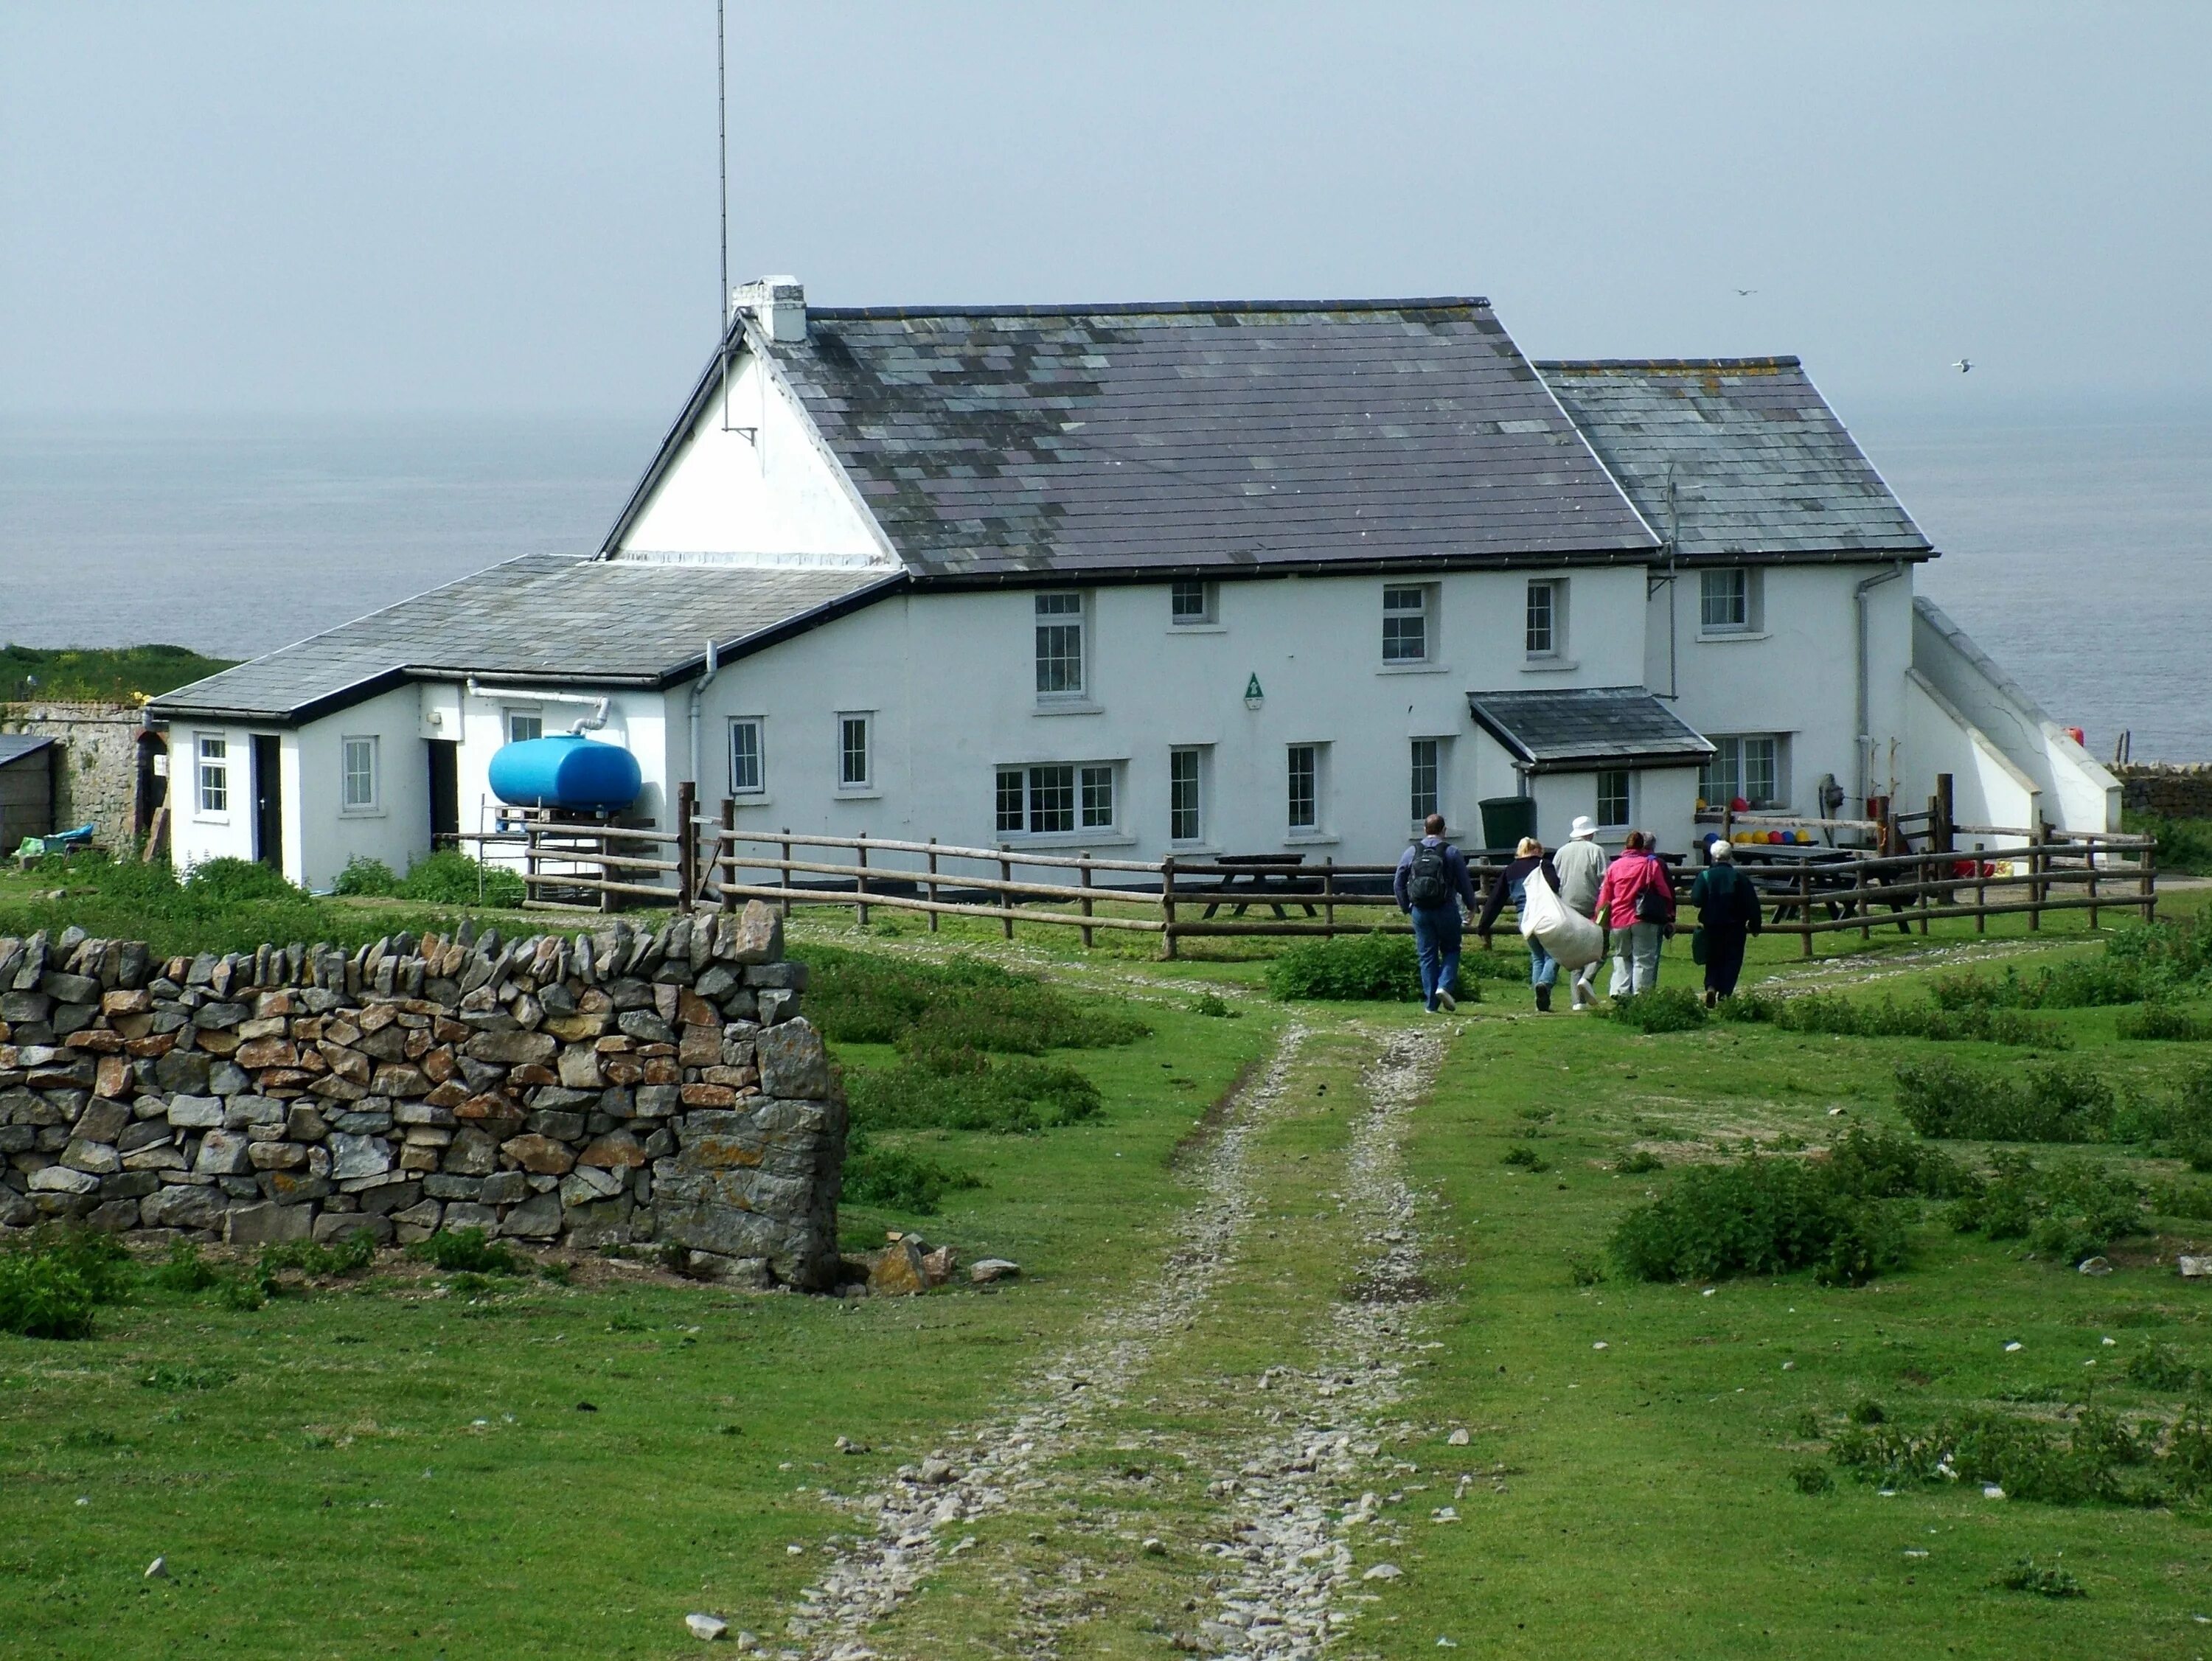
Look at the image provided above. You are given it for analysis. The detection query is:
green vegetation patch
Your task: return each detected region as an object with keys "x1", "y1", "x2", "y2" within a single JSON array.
[
  {"x1": 842, "y1": 1132, "x2": 981, "y2": 1214},
  {"x1": 1947, "y1": 1152, "x2": 2147, "y2": 1261},
  {"x1": 0, "y1": 642, "x2": 235, "y2": 703},
  {"x1": 1896, "y1": 1055, "x2": 2212, "y2": 1150},
  {"x1": 1831, "y1": 1403, "x2": 2203, "y2": 1508},
  {"x1": 333, "y1": 849, "x2": 526, "y2": 907},
  {"x1": 1264, "y1": 930, "x2": 1519, "y2": 1002},
  {"x1": 0, "y1": 1229, "x2": 131, "y2": 1340},
  {"x1": 797, "y1": 943, "x2": 1147, "y2": 1051},
  {"x1": 1723, "y1": 989, "x2": 2065, "y2": 1046}
]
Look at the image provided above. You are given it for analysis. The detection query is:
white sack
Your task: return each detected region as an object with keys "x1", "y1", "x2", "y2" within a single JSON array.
[{"x1": 1517, "y1": 866, "x2": 1606, "y2": 970}]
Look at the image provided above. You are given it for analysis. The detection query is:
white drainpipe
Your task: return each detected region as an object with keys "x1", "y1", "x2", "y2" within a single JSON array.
[
  {"x1": 466, "y1": 680, "x2": 609, "y2": 735},
  {"x1": 686, "y1": 641, "x2": 722, "y2": 796}
]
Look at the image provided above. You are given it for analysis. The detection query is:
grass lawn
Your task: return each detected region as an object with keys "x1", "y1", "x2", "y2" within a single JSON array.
[{"x1": 4, "y1": 882, "x2": 2211, "y2": 1656}]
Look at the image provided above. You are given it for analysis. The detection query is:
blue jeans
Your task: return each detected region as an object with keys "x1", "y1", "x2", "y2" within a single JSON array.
[
  {"x1": 1410, "y1": 904, "x2": 1463, "y2": 1009},
  {"x1": 1528, "y1": 935, "x2": 1559, "y2": 989}
]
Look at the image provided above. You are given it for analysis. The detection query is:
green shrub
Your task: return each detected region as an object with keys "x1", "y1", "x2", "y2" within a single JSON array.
[
  {"x1": 1615, "y1": 1149, "x2": 1665, "y2": 1175},
  {"x1": 183, "y1": 856, "x2": 307, "y2": 905},
  {"x1": 148, "y1": 1240, "x2": 221, "y2": 1293},
  {"x1": 799, "y1": 944, "x2": 1147, "y2": 1051},
  {"x1": 395, "y1": 849, "x2": 526, "y2": 908},
  {"x1": 1191, "y1": 991, "x2": 1239, "y2": 1019},
  {"x1": 1723, "y1": 991, "x2": 2064, "y2": 1047},
  {"x1": 1501, "y1": 1144, "x2": 1551, "y2": 1173},
  {"x1": 1789, "y1": 1462, "x2": 1834, "y2": 1495},
  {"x1": 1992, "y1": 1556, "x2": 2084, "y2": 1598},
  {"x1": 1848, "y1": 1398, "x2": 1888, "y2": 1426},
  {"x1": 142, "y1": 1364, "x2": 233, "y2": 1393},
  {"x1": 2126, "y1": 1342, "x2": 2200, "y2": 1393},
  {"x1": 842, "y1": 1133, "x2": 981, "y2": 1214},
  {"x1": 1609, "y1": 1157, "x2": 1905, "y2": 1286},
  {"x1": 410, "y1": 1227, "x2": 524, "y2": 1275},
  {"x1": 2118, "y1": 1002, "x2": 2212, "y2": 1042},
  {"x1": 0, "y1": 1229, "x2": 131, "y2": 1340},
  {"x1": 1831, "y1": 1409, "x2": 2162, "y2": 1506},
  {"x1": 1894, "y1": 1059, "x2": 2117, "y2": 1143},
  {"x1": 844, "y1": 1049, "x2": 1102, "y2": 1135},
  {"x1": 1606, "y1": 987, "x2": 1707, "y2": 1034},
  {"x1": 332, "y1": 856, "x2": 398, "y2": 896},
  {"x1": 1948, "y1": 1153, "x2": 2145, "y2": 1261},
  {"x1": 1265, "y1": 933, "x2": 1421, "y2": 1002},
  {"x1": 260, "y1": 1230, "x2": 377, "y2": 1281},
  {"x1": 1820, "y1": 1126, "x2": 1980, "y2": 1200}
]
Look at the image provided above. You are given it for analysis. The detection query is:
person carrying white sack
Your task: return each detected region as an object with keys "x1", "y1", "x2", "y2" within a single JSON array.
[
  {"x1": 1477, "y1": 837, "x2": 1566, "y2": 1011},
  {"x1": 1553, "y1": 815, "x2": 1610, "y2": 1011}
]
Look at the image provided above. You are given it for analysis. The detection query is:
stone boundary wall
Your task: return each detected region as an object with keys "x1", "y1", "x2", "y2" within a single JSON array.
[
  {"x1": 0, "y1": 700, "x2": 146, "y2": 853},
  {"x1": 2115, "y1": 763, "x2": 2212, "y2": 821},
  {"x1": 0, "y1": 902, "x2": 846, "y2": 1289}
]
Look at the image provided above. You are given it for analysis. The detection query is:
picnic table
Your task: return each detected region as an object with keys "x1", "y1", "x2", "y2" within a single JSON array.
[
  {"x1": 1197, "y1": 854, "x2": 1322, "y2": 919},
  {"x1": 1727, "y1": 840, "x2": 1917, "y2": 930}
]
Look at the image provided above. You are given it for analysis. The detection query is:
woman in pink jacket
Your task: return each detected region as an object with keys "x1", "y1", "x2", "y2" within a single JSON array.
[{"x1": 1593, "y1": 831, "x2": 1674, "y2": 997}]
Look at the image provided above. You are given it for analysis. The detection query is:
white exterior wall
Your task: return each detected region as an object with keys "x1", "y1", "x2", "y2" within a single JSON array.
[
  {"x1": 438, "y1": 683, "x2": 677, "y2": 862},
  {"x1": 1901, "y1": 671, "x2": 2040, "y2": 842},
  {"x1": 689, "y1": 565, "x2": 1658, "y2": 866},
  {"x1": 171, "y1": 721, "x2": 262, "y2": 875},
  {"x1": 1657, "y1": 562, "x2": 1914, "y2": 818},
  {"x1": 292, "y1": 686, "x2": 431, "y2": 892}
]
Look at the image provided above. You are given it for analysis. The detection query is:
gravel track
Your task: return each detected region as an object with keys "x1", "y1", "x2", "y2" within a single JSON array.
[{"x1": 781, "y1": 1023, "x2": 1313, "y2": 1660}]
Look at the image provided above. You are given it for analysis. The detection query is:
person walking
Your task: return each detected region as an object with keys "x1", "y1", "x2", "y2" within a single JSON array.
[
  {"x1": 1394, "y1": 812, "x2": 1478, "y2": 1013},
  {"x1": 1593, "y1": 830, "x2": 1674, "y2": 997},
  {"x1": 1477, "y1": 836, "x2": 1566, "y2": 1011},
  {"x1": 1688, "y1": 838, "x2": 1763, "y2": 1006},
  {"x1": 1553, "y1": 815, "x2": 1610, "y2": 1011}
]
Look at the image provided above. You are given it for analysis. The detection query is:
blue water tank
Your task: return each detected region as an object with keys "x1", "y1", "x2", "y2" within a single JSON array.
[{"x1": 487, "y1": 734, "x2": 642, "y2": 813}]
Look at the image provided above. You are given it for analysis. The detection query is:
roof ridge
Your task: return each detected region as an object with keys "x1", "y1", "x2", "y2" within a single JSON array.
[
  {"x1": 807, "y1": 297, "x2": 1492, "y2": 320},
  {"x1": 1533, "y1": 356, "x2": 1804, "y2": 372}
]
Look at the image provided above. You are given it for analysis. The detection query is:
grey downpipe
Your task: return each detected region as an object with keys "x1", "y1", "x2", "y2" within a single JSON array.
[
  {"x1": 1853, "y1": 562, "x2": 1905, "y2": 811},
  {"x1": 686, "y1": 639, "x2": 723, "y2": 795}
]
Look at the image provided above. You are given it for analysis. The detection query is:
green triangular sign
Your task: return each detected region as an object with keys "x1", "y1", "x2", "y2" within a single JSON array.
[{"x1": 1244, "y1": 673, "x2": 1264, "y2": 700}]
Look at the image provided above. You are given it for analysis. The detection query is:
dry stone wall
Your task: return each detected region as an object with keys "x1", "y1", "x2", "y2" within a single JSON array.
[
  {"x1": 2115, "y1": 762, "x2": 2212, "y2": 821},
  {"x1": 0, "y1": 701, "x2": 146, "y2": 852},
  {"x1": 0, "y1": 902, "x2": 845, "y2": 1289}
]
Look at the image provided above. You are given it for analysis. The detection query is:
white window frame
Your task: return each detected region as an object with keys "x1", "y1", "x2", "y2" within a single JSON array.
[
  {"x1": 1169, "y1": 746, "x2": 1206, "y2": 845},
  {"x1": 1409, "y1": 738, "x2": 1444, "y2": 826},
  {"x1": 504, "y1": 708, "x2": 544, "y2": 745},
  {"x1": 994, "y1": 761, "x2": 1121, "y2": 841},
  {"x1": 1700, "y1": 734, "x2": 1790, "y2": 811},
  {"x1": 1286, "y1": 742, "x2": 1329, "y2": 839},
  {"x1": 836, "y1": 711, "x2": 874, "y2": 794},
  {"x1": 1382, "y1": 583, "x2": 1433, "y2": 665},
  {"x1": 194, "y1": 733, "x2": 229, "y2": 820},
  {"x1": 1698, "y1": 568, "x2": 1761, "y2": 637},
  {"x1": 340, "y1": 735, "x2": 381, "y2": 816},
  {"x1": 1596, "y1": 767, "x2": 1633, "y2": 830},
  {"x1": 1034, "y1": 591, "x2": 1087, "y2": 700},
  {"x1": 1169, "y1": 580, "x2": 1218, "y2": 627},
  {"x1": 728, "y1": 717, "x2": 766, "y2": 798},
  {"x1": 1525, "y1": 578, "x2": 1566, "y2": 660}
]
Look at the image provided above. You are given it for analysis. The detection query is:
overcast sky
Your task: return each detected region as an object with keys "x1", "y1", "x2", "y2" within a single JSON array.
[{"x1": 5, "y1": 1, "x2": 2208, "y2": 418}]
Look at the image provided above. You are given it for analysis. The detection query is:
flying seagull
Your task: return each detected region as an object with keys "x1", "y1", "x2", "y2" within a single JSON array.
[
  {"x1": 1952, "y1": 358, "x2": 1973, "y2": 374},
  {"x1": 1734, "y1": 288, "x2": 1757, "y2": 296}
]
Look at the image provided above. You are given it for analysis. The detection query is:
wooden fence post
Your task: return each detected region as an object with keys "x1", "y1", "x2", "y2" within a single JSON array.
[
  {"x1": 1854, "y1": 849, "x2": 1871, "y2": 942},
  {"x1": 2142, "y1": 832, "x2": 2157, "y2": 924},
  {"x1": 2027, "y1": 821, "x2": 2045, "y2": 933},
  {"x1": 1079, "y1": 852, "x2": 1095, "y2": 950},
  {"x1": 780, "y1": 829, "x2": 793, "y2": 919},
  {"x1": 856, "y1": 833, "x2": 871, "y2": 927},
  {"x1": 1323, "y1": 857, "x2": 1337, "y2": 939},
  {"x1": 1161, "y1": 854, "x2": 1179, "y2": 960},
  {"x1": 597, "y1": 823, "x2": 617, "y2": 916},
  {"x1": 1975, "y1": 841, "x2": 1987, "y2": 934},
  {"x1": 999, "y1": 848, "x2": 1015, "y2": 941},
  {"x1": 718, "y1": 799, "x2": 736, "y2": 913},
  {"x1": 2087, "y1": 832, "x2": 2101, "y2": 931},
  {"x1": 927, "y1": 838, "x2": 940, "y2": 936},
  {"x1": 676, "y1": 781, "x2": 698, "y2": 910},
  {"x1": 1797, "y1": 862, "x2": 1814, "y2": 959}
]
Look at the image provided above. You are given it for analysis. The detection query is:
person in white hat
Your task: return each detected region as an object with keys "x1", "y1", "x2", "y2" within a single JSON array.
[{"x1": 1553, "y1": 816, "x2": 1610, "y2": 1009}]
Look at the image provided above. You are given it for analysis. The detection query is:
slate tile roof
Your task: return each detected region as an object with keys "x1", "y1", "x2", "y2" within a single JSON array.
[
  {"x1": 1465, "y1": 686, "x2": 1717, "y2": 772},
  {"x1": 0, "y1": 734, "x2": 58, "y2": 767},
  {"x1": 732, "y1": 301, "x2": 1659, "y2": 579},
  {"x1": 149, "y1": 555, "x2": 894, "y2": 722},
  {"x1": 1534, "y1": 358, "x2": 1931, "y2": 560}
]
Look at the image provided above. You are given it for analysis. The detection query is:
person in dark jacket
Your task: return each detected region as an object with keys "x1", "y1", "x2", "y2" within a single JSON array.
[
  {"x1": 1394, "y1": 812, "x2": 1478, "y2": 1012},
  {"x1": 1688, "y1": 838, "x2": 1764, "y2": 1006},
  {"x1": 1477, "y1": 836, "x2": 1565, "y2": 1011}
]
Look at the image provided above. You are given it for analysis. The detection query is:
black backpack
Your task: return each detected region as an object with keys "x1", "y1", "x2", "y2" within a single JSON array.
[{"x1": 1407, "y1": 843, "x2": 1450, "y2": 908}]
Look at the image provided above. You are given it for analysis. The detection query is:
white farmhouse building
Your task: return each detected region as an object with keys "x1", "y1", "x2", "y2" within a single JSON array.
[{"x1": 150, "y1": 282, "x2": 2118, "y2": 891}]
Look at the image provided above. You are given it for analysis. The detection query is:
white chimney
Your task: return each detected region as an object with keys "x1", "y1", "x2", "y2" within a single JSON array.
[{"x1": 729, "y1": 275, "x2": 806, "y2": 344}]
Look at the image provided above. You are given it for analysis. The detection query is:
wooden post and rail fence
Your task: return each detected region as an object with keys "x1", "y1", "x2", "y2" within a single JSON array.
[{"x1": 456, "y1": 792, "x2": 2158, "y2": 961}]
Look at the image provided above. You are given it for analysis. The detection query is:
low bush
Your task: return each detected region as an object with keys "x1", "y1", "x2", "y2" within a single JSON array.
[
  {"x1": 2117, "y1": 1002, "x2": 2212, "y2": 1042},
  {"x1": 1501, "y1": 1144, "x2": 1551, "y2": 1172},
  {"x1": 394, "y1": 849, "x2": 526, "y2": 908},
  {"x1": 0, "y1": 1239, "x2": 115, "y2": 1340},
  {"x1": 1606, "y1": 986, "x2": 1708, "y2": 1034},
  {"x1": 1722, "y1": 991, "x2": 2063, "y2": 1047},
  {"x1": 2128, "y1": 813, "x2": 2212, "y2": 877},
  {"x1": 841, "y1": 1133, "x2": 981, "y2": 1214},
  {"x1": 2152, "y1": 1178, "x2": 2212, "y2": 1222},
  {"x1": 1931, "y1": 958, "x2": 2146, "y2": 1012},
  {"x1": 410, "y1": 1227, "x2": 524, "y2": 1275},
  {"x1": 1947, "y1": 1152, "x2": 2146, "y2": 1261},
  {"x1": 799, "y1": 944, "x2": 1147, "y2": 1051},
  {"x1": 332, "y1": 856, "x2": 398, "y2": 896},
  {"x1": 1789, "y1": 1462, "x2": 1834, "y2": 1495},
  {"x1": 1894, "y1": 1059, "x2": 2116, "y2": 1143},
  {"x1": 2126, "y1": 1342, "x2": 2202, "y2": 1393},
  {"x1": 1265, "y1": 933, "x2": 1419, "y2": 1001},
  {"x1": 1820, "y1": 1125, "x2": 1980, "y2": 1201},
  {"x1": 260, "y1": 1231, "x2": 378, "y2": 1281},
  {"x1": 1830, "y1": 1404, "x2": 2186, "y2": 1507},
  {"x1": 1615, "y1": 1149, "x2": 1665, "y2": 1175},
  {"x1": 845, "y1": 1045, "x2": 1102, "y2": 1135},
  {"x1": 182, "y1": 856, "x2": 307, "y2": 906},
  {"x1": 147, "y1": 1240, "x2": 221, "y2": 1293},
  {"x1": 1609, "y1": 1157, "x2": 1905, "y2": 1286},
  {"x1": 1191, "y1": 991, "x2": 1239, "y2": 1019},
  {"x1": 1992, "y1": 1556, "x2": 2085, "y2": 1598}
]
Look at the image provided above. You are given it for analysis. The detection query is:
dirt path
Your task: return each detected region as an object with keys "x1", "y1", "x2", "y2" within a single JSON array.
[{"x1": 783, "y1": 1022, "x2": 1314, "y2": 1659}]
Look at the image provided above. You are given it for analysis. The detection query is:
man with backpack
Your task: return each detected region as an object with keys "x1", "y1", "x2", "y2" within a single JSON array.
[{"x1": 1394, "y1": 812, "x2": 1478, "y2": 1013}]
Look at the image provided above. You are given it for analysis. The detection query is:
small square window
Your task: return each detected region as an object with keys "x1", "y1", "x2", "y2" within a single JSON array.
[
  {"x1": 1410, "y1": 739, "x2": 1440, "y2": 823},
  {"x1": 1169, "y1": 580, "x2": 1215, "y2": 625},
  {"x1": 1382, "y1": 585, "x2": 1430, "y2": 664},
  {"x1": 1597, "y1": 769, "x2": 1631, "y2": 829},
  {"x1": 1700, "y1": 568, "x2": 1752, "y2": 633},
  {"x1": 1526, "y1": 579, "x2": 1562, "y2": 657},
  {"x1": 341, "y1": 736, "x2": 378, "y2": 812},
  {"x1": 1169, "y1": 748, "x2": 1203, "y2": 843},
  {"x1": 506, "y1": 710, "x2": 543, "y2": 745},
  {"x1": 729, "y1": 718, "x2": 765, "y2": 795},
  {"x1": 838, "y1": 713, "x2": 872, "y2": 790}
]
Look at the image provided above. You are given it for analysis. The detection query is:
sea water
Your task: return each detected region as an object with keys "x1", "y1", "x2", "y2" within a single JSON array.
[{"x1": 2, "y1": 406, "x2": 2207, "y2": 759}]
